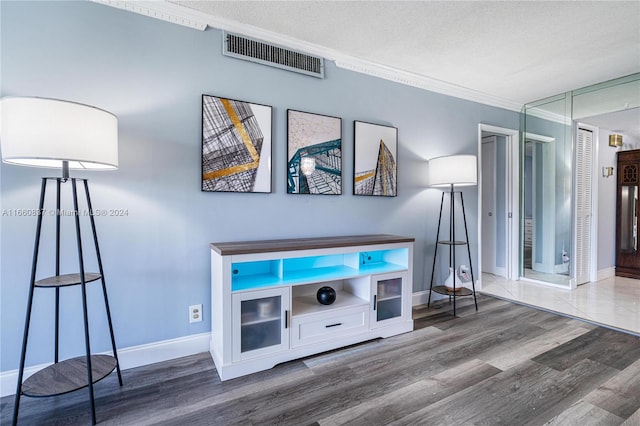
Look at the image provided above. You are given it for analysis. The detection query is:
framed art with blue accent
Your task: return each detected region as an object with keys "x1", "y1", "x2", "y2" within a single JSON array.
[{"x1": 287, "y1": 109, "x2": 342, "y2": 195}]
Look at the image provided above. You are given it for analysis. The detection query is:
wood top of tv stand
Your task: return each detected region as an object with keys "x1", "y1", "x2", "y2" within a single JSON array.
[{"x1": 210, "y1": 234, "x2": 414, "y2": 256}]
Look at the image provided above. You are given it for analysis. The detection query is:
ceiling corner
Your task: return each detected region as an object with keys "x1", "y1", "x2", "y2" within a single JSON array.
[
  {"x1": 91, "y1": 0, "x2": 209, "y2": 31},
  {"x1": 335, "y1": 58, "x2": 523, "y2": 113},
  {"x1": 91, "y1": 0, "x2": 525, "y2": 112}
]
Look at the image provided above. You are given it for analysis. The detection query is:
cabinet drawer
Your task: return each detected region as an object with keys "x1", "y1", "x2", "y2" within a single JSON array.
[{"x1": 291, "y1": 305, "x2": 369, "y2": 348}]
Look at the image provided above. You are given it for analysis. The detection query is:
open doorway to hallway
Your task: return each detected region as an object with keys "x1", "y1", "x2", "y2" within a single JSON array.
[{"x1": 478, "y1": 124, "x2": 519, "y2": 286}]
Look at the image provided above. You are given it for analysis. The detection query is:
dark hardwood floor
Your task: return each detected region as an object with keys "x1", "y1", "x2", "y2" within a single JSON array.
[{"x1": 2, "y1": 295, "x2": 640, "y2": 425}]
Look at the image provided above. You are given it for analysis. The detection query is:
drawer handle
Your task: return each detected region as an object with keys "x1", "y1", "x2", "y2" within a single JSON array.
[{"x1": 325, "y1": 323, "x2": 342, "y2": 328}]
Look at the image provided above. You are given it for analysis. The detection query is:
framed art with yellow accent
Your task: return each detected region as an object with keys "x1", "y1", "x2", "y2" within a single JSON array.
[
  {"x1": 287, "y1": 109, "x2": 342, "y2": 195},
  {"x1": 353, "y1": 121, "x2": 397, "y2": 197},
  {"x1": 202, "y1": 95, "x2": 272, "y2": 192}
]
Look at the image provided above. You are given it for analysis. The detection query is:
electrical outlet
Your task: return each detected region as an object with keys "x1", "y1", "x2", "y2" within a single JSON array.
[{"x1": 189, "y1": 304, "x2": 203, "y2": 323}]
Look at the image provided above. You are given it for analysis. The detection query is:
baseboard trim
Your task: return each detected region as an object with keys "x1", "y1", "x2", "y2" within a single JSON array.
[
  {"x1": 0, "y1": 332, "x2": 211, "y2": 397},
  {"x1": 597, "y1": 267, "x2": 616, "y2": 281},
  {"x1": 412, "y1": 290, "x2": 430, "y2": 306},
  {"x1": 413, "y1": 290, "x2": 452, "y2": 305}
]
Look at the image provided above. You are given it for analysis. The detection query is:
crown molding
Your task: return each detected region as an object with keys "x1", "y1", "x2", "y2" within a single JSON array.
[
  {"x1": 91, "y1": 0, "x2": 209, "y2": 31},
  {"x1": 96, "y1": 0, "x2": 524, "y2": 112},
  {"x1": 333, "y1": 58, "x2": 523, "y2": 112},
  {"x1": 525, "y1": 107, "x2": 567, "y2": 124}
]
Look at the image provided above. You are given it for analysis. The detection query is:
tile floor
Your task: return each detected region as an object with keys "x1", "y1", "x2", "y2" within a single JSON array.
[{"x1": 480, "y1": 273, "x2": 640, "y2": 336}]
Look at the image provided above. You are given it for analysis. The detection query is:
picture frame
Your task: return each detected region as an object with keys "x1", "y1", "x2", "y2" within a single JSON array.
[
  {"x1": 287, "y1": 109, "x2": 342, "y2": 195},
  {"x1": 353, "y1": 120, "x2": 398, "y2": 197},
  {"x1": 201, "y1": 95, "x2": 272, "y2": 193}
]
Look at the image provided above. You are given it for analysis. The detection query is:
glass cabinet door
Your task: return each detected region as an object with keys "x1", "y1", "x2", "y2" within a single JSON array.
[
  {"x1": 371, "y1": 272, "x2": 406, "y2": 327},
  {"x1": 620, "y1": 184, "x2": 638, "y2": 252},
  {"x1": 232, "y1": 288, "x2": 290, "y2": 361}
]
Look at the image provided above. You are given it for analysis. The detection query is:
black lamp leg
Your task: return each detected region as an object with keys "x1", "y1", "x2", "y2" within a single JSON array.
[
  {"x1": 83, "y1": 180, "x2": 123, "y2": 385},
  {"x1": 12, "y1": 178, "x2": 48, "y2": 426},
  {"x1": 460, "y1": 193, "x2": 478, "y2": 311},
  {"x1": 450, "y1": 185, "x2": 456, "y2": 316},
  {"x1": 71, "y1": 179, "x2": 97, "y2": 425},
  {"x1": 55, "y1": 179, "x2": 61, "y2": 364},
  {"x1": 428, "y1": 193, "x2": 445, "y2": 307}
]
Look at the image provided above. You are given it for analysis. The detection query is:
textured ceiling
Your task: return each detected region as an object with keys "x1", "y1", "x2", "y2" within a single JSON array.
[{"x1": 172, "y1": 0, "x2": 640, "y2": 106}]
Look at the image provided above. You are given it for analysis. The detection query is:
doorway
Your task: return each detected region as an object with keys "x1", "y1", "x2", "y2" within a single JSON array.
[
  {"x1": 482, "y1": 135, "x2": 506, "y2": 277},
  {"x1": 478, "y1": 124, "x2": 519, "y2": 286}
]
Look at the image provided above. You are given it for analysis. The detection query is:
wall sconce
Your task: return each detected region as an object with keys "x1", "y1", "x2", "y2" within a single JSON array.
[
  {"x1": 603, "y1": 166, "x2": 614, "y2": 177},
  {"x1": 300, "y1": 156, "x2": 316, "y2": 176},
  {"x1": 609, "y1": 134, "x2": 623, "y2": 147}
]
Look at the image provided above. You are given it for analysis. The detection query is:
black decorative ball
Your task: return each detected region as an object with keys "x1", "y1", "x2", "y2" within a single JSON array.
[{"x1": 316, "y1": 286, "x2": 336, "y2": 305}]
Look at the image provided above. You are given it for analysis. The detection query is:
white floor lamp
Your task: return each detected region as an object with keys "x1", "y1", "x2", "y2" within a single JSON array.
[
  {"x1": 1, "y1": 97, "x2": 122, "y2": 425},
  {"x1": 427, "y1": 154, "x2": 478, "y2": 316}
]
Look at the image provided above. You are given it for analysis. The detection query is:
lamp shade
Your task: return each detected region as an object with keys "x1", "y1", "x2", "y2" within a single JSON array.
[
  {"x1": 0, "y1": 97, "x2": 118, "y2": 170},
  {"x1": 428, "y1": 154, "x2": 477, "y2": 187}
]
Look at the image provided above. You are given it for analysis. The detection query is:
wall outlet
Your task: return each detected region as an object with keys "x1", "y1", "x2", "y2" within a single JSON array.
[{"x1": 189, "y1": 304, "x2": 203, "y2": 323}]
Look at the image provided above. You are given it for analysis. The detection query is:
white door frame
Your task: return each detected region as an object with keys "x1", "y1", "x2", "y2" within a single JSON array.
[{"x1": 477, "y1": 124, "x2": 520, "y2": 286}]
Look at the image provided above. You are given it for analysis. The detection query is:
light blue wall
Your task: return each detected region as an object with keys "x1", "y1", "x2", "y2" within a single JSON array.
[
  {"x1": 0, "y1": 0, "x2": 519, "y2": 371},
  {"x1": 597, "y1": 130, "x2": 619, "y2": 271}
]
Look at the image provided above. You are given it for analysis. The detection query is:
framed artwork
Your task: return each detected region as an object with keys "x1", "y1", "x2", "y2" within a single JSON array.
[
  {"x1": 353, "y1": 121, "x2": 398, "y2": 197},
  {"x1": 287, "y1": 109, "x2": 342, "y2": 195},
  {"x1": 201, "y1": 95, "x2": 272, "y2": 192}
]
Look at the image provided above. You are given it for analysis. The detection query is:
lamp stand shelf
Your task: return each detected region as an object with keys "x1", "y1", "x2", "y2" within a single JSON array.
[
  {"x1": 428, "y1": 187, "x2": 478, "y2": 316},
  {"x1": 12, "y1": 178, "x2": 122, "y2": 426}
]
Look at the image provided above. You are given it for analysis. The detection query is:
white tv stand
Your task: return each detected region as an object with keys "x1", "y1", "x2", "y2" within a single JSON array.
[{"x1": 209, "y1": 234, "x2": 414, "y2": 381}]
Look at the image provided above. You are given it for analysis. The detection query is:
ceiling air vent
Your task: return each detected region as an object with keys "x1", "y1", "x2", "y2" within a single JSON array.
[{"x1": 223, "y1": 32, "x2": 324, "y2": 79}]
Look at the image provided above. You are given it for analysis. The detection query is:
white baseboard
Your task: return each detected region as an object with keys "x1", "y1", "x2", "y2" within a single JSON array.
[
  {"x1": 597, "y1": 267, "x2": 616, "y2": 281},
  {"x1": 413, "y1": 290, "x2": 452, "y2": 305},
  {"x1": 412, "y1": 290, "x2": 431, "y2": 306},
  {"x1": 493, "y1": 267, "x2": 507, "y2": 278},
  {"x1": 0, "y1": 332, "x2": 211, "y2": 398}
]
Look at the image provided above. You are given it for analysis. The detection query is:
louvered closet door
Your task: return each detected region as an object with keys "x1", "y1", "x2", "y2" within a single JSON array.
[{"x1": 575, "y1": 127, "x2": 593, "y2": 285}]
